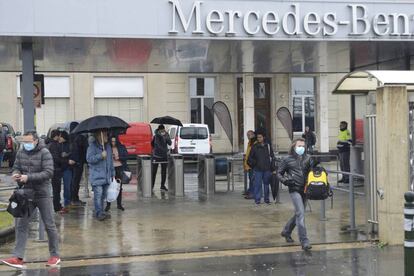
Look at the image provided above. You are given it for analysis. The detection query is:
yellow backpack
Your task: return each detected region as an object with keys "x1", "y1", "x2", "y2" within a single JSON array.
[{"x1": 305, "y1": 167, "x2": 332, "y2": 200}]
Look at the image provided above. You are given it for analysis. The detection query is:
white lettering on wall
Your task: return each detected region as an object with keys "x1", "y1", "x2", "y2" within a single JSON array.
[
  {"x1": 225, "y1": 10, "x2": 241, "y2": 35},
  {"x1": 349, "y1": 4, "x2": 370, "y2": 35},
  {"x1": 206, "y1": 10, "x2": 224, "y2": 34},
  {"x1": 243, "y1": 11, "x2": 260, "y2": 35},
  {"x1": 304, "y1": 12, "x2": 321, "y2": 35},
  {"x1": 262, "y1": 11, "x2": 280, "y2": 35},
  {"x1": 373, "y1": 13, "x2": 389, "y2": 36},
  {"x1": 169, "y1": 0, "x2": 204, "y2": 34},
  {"x1": 390, "y1": 13, "x2": 410, "y2": 36},
  {"x1": 322, "y1": 13, "x2": 338, "y2": 36},
  {"x1": 282, "y1": 4, "x2": 302, "y2": 35}
]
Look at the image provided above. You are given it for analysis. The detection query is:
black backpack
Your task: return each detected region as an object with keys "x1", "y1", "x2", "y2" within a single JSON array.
[{"x1": 7, "y1": 190, "x2": 31, "y2": 218}]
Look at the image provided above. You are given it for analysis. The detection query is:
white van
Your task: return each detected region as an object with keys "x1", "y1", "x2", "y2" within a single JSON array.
[{"x1": 169, "y1": 123, "x2": 212, "y2": 157}]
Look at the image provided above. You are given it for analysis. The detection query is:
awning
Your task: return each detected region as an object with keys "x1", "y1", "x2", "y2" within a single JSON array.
[{"x1": 332, "y1": 70, "x2": 414, "y2": 94}]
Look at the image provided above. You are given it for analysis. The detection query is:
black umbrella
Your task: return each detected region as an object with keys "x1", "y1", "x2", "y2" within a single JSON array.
[
  {"x1": 150, "y1": 116, "x2": 182, "y2": 126},
  {"x1": 71, "y1": 115, "x2": 129, "y2": 134},
  {"x1": 270, "y1": 174, "x2": 279, "y2": 201}
]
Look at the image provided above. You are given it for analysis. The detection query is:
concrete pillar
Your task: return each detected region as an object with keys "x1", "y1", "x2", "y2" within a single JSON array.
[
  {"x1": 21, "y1": 42, "x2": 35, "y2": 131},
  {"x1": 318, "y1": 42, "x2": 329, "y2": 153},
  {"x1": 243, "y1": 74, "x2": 254, "y2": 151},
  {"x1": 376, "y1": 85, "x2": 408, "y2": 245}
]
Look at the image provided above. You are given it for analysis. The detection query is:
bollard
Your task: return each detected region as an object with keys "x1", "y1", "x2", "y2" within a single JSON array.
[
  {"x1": 349, "y1": 174, "x2": 357, "y2": 231},
  {"x1": 320, "y1": 200, "x2": 327, "y2": 221},
  {"x1": 404, "y1": 191, "x2": 414, "y2": 276},
  {"x1": 137, "y1": 155, "x2": 152, "y2": 198},
  {"x1": 198, "y1": 154, "x2": 215, "y2": 198},
  {"x1": 168, "y1": 154, "x2": 184, "y2": 197}
]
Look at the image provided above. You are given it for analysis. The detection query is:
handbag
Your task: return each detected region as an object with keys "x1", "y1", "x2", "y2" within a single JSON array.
[
  {"x1": 122, "y1": 170, "x2": 132, "y2": 184},
  {"x1": 107, "y1": 178, "x2": 121, "y2": 202},
  {"x1": 7, "y1": 189, "x2": 30, "y2": 218}
]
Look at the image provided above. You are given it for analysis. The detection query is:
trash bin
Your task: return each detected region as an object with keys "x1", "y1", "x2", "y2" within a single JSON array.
[
  {"x1": 137, "y1": 155, "x2": 152, "y2": 198},
  {"x1": 215, "y1": 157, "x2": 228, "y2": 176},
  {"x1": 168, "y1": 154, "x2": 184, "y2": 197},
  {"x1": 351, "y1": 145, "x2": 364, "y2": 175},
  {"x1": 198, "y1": 154, "x2": 215, "y2": 197}
]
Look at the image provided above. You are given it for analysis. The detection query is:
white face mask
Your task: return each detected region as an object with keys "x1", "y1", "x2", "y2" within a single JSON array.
[{"x1": 295, "y1": 146, "x2": 305, "y2": 156}]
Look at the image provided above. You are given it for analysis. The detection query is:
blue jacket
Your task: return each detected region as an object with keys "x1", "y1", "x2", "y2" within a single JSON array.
[{"x1": 86, "y1": 137, "x2": 115, "y2": 186}]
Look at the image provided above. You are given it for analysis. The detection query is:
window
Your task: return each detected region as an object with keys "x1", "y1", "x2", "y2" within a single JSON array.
[
  {"x1": 180, "y1": 127, "x2": 209, "y2": 140},
  {"x1": 94, "y1": 77, "x2": 144, "y2": 122},
  {"x1": 291, "y1": 77, "x2": 315, "y2": 133},
  {"x1": 189, "y1": 77, "x2": 215, "y2": 133}
]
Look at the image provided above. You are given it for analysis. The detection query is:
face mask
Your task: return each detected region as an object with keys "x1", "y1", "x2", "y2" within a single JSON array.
[
  {"x1": 23, "y1": 143, "x2": 35, "y2": 151},
  {"x1": 295, "y1": 146, "x2": 305, "y2": 156}
]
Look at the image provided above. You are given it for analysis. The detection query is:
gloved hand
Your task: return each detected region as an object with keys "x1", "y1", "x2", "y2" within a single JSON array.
[{"x1": 282, "y1": 178, "x2": 295, "y2": 187}]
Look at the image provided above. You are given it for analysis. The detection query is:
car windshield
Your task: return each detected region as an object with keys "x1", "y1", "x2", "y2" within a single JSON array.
[{"x1": 179, "y1": 127, "x2": 208, "y2": 139}]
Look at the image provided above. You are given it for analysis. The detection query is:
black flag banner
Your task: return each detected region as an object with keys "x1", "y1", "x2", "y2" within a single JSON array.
[
  {"x1": 276, "y1": 107, "x2": 293, "y2": 141},
  {"x1": 212, "y1": 101, "x2": 233, "y2": 150}
]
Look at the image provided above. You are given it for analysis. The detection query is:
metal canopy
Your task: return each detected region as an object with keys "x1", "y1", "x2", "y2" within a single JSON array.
[{"x1": 332, "y1": 70, "x2": 414, "y2": 94}]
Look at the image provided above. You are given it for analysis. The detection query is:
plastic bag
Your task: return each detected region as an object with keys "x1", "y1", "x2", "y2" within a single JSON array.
[{"x1": 106, "y1": 178, "x2": 121, "y2": 202}]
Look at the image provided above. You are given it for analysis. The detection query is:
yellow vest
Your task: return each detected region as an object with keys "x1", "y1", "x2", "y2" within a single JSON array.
[
  {"x1": 244, "y1": 140, "x2": 256, "y2": 171},
  {"x1": 338, "y1": 129, "x2": 351, "y2": 142}
]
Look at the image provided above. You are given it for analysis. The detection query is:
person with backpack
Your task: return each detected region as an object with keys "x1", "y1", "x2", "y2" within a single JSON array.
[
  {"x1": 247, "y1": 130, "x2": 276, "y2": 205},
  {"x1": 277, "y1": 138, "x2": 317, "y2": 251}
]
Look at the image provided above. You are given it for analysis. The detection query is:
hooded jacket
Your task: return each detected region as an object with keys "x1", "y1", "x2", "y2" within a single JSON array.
[
  {"x1": 12, "y1": 140, "x2": 54, "y2": 199},
  {"x1": 277, "y1": 153, "x2": 317, "y2": 194},
  {"x1": 86, "y1": 136, "x2": 115, "y2": 186},
  {"x1": 151, "y1": 129, "x2": 171, "y2": 160}
]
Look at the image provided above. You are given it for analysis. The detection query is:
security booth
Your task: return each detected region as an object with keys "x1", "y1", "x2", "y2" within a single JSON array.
[{"x1": 333, "y1": 70, "x2": 414, "y2": 245}]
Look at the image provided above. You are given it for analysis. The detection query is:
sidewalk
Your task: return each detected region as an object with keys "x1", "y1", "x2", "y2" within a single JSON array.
[{"x1": 0, "y1": 168, "x2": 369, "y2": 262}]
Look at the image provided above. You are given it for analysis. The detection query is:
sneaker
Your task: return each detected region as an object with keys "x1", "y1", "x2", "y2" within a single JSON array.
[
  {"x1": 46, "y1": 256, "x2": 61, "y2": 267},
  {"x1": 160, "y1": 186, "x2": 168, "y2": 192},
  {"x1": 105, "y1": 204, "x2": 111, "y2": 212},
  {"x1": 1, "y1": 257, "x2": 25, "y2": 269},
  {"x1": 97, "y1": 214, "x2": 106, "y2": 221},
  {"x1": 281, "y1": 232, "x2": 295, "y2": 243},
  {"x1": 117, "y1": 205, "x2": 125, "y2": 211}
]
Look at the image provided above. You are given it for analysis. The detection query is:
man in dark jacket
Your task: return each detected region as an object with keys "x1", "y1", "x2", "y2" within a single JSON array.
[
  {"x1": 59, "y1": 132, "x2": 75, "y2": 210},
  {"x1": 48, "y1": 130, "x2": 65, "y2": 212},
  {"x1": 302, "y1": 126, "x2": 316, "y2": 154},
  {"x1": 151, "y1": 125, "x2": 171, "y2": 191},
  {"x1": 247, "y1": 130, "x2": 275, "y2": 205},
  {"x1": 278, "y1": 138, "x2": 317, "y2": 251},
  {"x1": 70, "y1": 133, "x2": 88, "y2": 206},
  {"x1": 1, "y1": 130, "x2": 60, "y2": 268}
]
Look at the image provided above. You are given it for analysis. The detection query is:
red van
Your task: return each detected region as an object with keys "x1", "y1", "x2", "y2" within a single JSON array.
[{"x1": 118, "y1": 122, "x2": 152, "y2": 156}]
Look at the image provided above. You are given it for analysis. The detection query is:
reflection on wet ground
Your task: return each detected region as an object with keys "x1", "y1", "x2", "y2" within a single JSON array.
[{"x1": 0, "y1": 244, "x2": 403, "y2": 275}]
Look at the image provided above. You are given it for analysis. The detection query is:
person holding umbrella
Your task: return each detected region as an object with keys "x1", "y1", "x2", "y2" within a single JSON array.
[
  {"x1": 151, "y1": 124, "x2": 171, "y2": 191},
  {"x1": 86, "y1": 130, "x2": 115, "y2": 221}
]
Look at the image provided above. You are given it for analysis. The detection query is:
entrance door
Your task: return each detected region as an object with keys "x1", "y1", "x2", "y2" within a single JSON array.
[{"x1": 237, "y1": 77, "x2": 272, "y2": 149}]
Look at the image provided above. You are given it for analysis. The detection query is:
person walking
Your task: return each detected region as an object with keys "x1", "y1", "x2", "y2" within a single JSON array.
[
  {"x1": 301, "y1": 126, "x2": 316, "y2": 154},
  {"x1": 105, "y1": 136, "x2": 128, "y2": 211},
  {"x1": 151, "y1": 125, "x2": 171, "y2": 191},
  {"x1": 0, "y1": 123, "x2": 7, "y2": 167},
  {"x1": 59, "y1": 132, "x2": 75, "y2": 210},
  {"x1": 48, "y1": 130, "x2": 65, "y2": 213},
  {"x1": 70, "y1": 133, "x2": 88, "y2": 206},
  {"x1": 243, "y1": 130, "x2": 256, "y2": 199},
  {"x1": 278, "y1": 138, "x2": 316, "y2": 251},
  {"x1": 1, "y1": 130, "x2": 60, "y2": 268},
  {"x1": 337, "y1": 121, "x2": 352, "y2": 183},
  {"x1": 86, "y1": 131, "x2": 115, "y2": 221},
  {"x1": 247, "y1": 130, "x2": 275, "y2": 205}
]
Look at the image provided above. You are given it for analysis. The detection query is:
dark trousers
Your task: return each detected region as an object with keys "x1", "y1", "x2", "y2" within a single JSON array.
[
  {"x1": 71, "y1": 163, "x2": 84, "y2": 202},
  {"x1": 107, "y1": 166, "x2": 123, "y2": 208},
  {"x1": 152, "y1": 159, "x2": 167, "y2": 189},
  {"x1": 51, "y1": 170, "x2": 62, "y2": 212},
  {"x1": 339, "y1": 151, "x2": 350, "y2": 181}
]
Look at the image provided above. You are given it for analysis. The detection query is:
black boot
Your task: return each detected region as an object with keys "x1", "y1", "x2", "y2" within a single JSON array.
[{"x1": 105, "y1": 202, "x2": 111, "y2": 212}]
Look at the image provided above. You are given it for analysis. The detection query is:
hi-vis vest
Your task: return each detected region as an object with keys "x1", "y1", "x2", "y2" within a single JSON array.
[{"x1": 305, "y1": 167, "x2": 332, "y2": 200}]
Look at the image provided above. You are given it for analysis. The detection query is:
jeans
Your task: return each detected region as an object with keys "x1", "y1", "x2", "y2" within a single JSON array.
[
  {"x1": 247, "y1": 169, "x2": 254, "y2": 195},
  {"x1": 339, "y1": 151, "x2": 350, "y2": 181},
  {"x1": 51, "y1": 170, "x2": 63, "y2": 212},
  {"x1": 92, "y1": 184, "x2": 109, "y2": 218},
  {"x1": 71, "y1": 163, "x2": 84, "y2": 202},
  {"x1": 62, "y1": 169, "x2": 72, "y2": 207},
  {"x1": 253, "y1": 170, "x2": 271, "y2": 204},
  {"x1": 283, "y1": 192, "x2": 309, "y2": 246},
  {"x1": 13, "y1": 197, "x2": 60, "y2": 259}
]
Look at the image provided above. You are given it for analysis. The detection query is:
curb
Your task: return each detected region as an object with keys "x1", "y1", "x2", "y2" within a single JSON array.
[{"x1": 0, "y1": 226, "x2": 15, "y2": 246}]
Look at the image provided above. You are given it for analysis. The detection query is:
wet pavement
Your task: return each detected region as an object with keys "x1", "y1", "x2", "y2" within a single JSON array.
[
  {"x1": 0, "y1": 243, "x2": 404, "y2": 275},
  {"x1": 0, "y1": 161, "x2": 376, "y2": 274}
]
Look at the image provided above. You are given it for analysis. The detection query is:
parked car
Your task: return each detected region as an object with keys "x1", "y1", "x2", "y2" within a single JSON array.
[
  {"x1": 118, "y1": 122, "x2": 152, "y2": 156},
  {"x1": 1, "y1": 122, "x2": 21, "y2": 167},
  {"x1": 168, "y1": 123, "x2": 212, "y2": 158}
]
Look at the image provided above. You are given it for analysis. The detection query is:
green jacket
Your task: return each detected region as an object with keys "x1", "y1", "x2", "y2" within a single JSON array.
[{"x1": 337, "y1": 129, "x2": 351, "y2": 152}]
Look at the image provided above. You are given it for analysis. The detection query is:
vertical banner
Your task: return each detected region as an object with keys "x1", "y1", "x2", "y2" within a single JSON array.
[
  {"x1": 212, "y1": 101, "x2": 233, "y2": 151},
  {"x1": 276, "y1": 107, "x2": 293, "y2": 141}
]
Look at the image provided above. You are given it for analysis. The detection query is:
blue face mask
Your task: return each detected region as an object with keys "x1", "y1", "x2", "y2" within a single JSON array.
[
  {"x1": 295, "y1": 146, "x2": 305, "y2": 156},
  {"x1": 23, "y1": 143, "x2": 35, "y2": 151}
]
